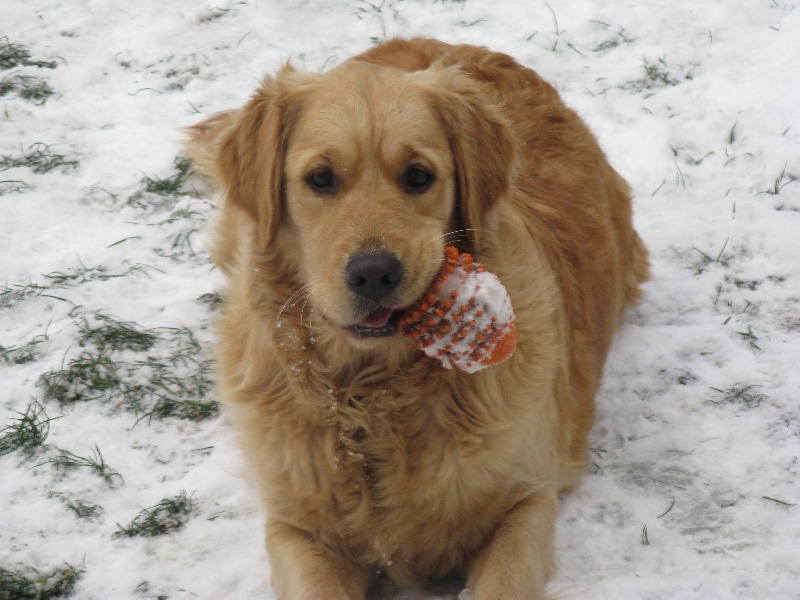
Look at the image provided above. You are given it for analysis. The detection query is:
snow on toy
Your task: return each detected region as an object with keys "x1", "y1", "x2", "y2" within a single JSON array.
[{"x1": 400, "y1": 246, "x2": 516, "y2": 373}]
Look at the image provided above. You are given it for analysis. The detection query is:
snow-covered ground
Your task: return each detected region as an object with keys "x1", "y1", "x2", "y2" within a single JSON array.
[{"x1": 2, "y1": 1, "x2": 799, "y2": 598}]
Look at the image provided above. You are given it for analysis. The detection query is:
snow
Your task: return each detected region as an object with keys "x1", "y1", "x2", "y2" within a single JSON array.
[{"x1": 1, "y1": 0, "x2": 799, "y2": 598}]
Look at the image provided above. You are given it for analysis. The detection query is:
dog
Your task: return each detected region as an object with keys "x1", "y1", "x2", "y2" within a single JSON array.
[{"x1": 184, "y1": 37, "x2": 649, "y2": 599}]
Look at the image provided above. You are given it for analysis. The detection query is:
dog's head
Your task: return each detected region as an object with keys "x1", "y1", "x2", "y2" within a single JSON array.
[{"x1": 207, "y1": 59, "x2": 517, "y2": 348}]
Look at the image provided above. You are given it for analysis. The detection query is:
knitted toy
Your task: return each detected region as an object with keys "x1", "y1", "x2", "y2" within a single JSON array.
[{"x1": 399, "y1": 246, "x2": 517, "y2": 373}]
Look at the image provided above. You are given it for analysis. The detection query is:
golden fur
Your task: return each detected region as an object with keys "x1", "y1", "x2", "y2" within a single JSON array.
[{"x1": 184, "y1": 38, "x2": 649, "y2": 599}]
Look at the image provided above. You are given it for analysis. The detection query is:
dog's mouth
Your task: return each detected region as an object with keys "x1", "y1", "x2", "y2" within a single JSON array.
[{"x1": 347, "y1": 307, "x2": 400, "y2": 339}]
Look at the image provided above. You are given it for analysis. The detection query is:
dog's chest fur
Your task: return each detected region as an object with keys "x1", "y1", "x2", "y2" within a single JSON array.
[{"x1": 268, "y1": 354, "x2": 519, "y2": 583}]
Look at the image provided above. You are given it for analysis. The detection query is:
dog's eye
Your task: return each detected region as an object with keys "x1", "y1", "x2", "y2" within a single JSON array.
[
  {"x1": 401, "y1": 167, "x2": 435, "y2": 194},
  {"x1": 305, "y1": 168, "x2": 337, "y2": 194}
]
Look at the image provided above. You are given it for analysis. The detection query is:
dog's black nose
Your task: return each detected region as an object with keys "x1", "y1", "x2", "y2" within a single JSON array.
[{"x1": 345, "y1": 252, "x2": 403, "y2": 302}]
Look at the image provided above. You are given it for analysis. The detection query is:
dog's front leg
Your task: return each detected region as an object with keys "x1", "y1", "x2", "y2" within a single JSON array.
[
  {"x1": 466, "y1": 487, "x2": 558, "y2": 600},
  {"x1": 267, "y1": 520, "x2": 370, "y2": 600}
]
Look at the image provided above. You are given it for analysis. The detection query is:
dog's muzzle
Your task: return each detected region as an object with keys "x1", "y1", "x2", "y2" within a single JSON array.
[{"x1": 344, "y1": 251, "x2": 404, "y2": 338}]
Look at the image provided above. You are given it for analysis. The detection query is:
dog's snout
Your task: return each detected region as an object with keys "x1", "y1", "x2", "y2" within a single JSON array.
[{"x1": 345, "y1": 252, "x2": 403, "y2": 302}]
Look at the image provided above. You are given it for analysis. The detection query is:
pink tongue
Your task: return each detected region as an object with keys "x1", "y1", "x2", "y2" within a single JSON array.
[{"x1": 358, "y1": 308, "x2": 394, "y2": 328}]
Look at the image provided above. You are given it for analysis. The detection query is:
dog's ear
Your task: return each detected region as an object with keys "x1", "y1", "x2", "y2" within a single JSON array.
[
  {"x1": 418, "y1": 66, "x2": 519, "y2": 249},
  {"x1": 217, "y1": 66, "x2": 296, "y2": 248},
  {"x1": 186, "y1": 64, "x2": 305, "y2": 249}
]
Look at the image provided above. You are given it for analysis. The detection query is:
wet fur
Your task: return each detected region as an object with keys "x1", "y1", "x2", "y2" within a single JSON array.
[{"x1": 184, "y1": 38, "x2": 649, "y2": 599}]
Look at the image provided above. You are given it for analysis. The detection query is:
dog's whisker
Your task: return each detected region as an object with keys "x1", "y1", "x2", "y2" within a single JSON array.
[
  {"x1": 423, "y1": 230, "x2": 468, "y2": 249},
  {"x1": 281, "y1": 280, "x2": 312, "y2": 304},
  {"x1": 277, "y1": 288, "x2": 308, "y2": 316},
  {"x1": 299, "y1": 293, "x2": 318, "y2": 331},
  {"x1": 299, "y1": 296, "x2": 309, "y2": 330},
  {"x1": 304, "y1": 314, "x2": 332, "y2": 334},
  {"x1": 277, "y1": 282, "x2": 316, "y2": 323},
  {"x1": 297, "y1": 290, "x2": 337, "y2": 335}
]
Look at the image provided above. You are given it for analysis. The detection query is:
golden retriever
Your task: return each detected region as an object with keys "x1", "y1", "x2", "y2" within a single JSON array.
[{"x1": 184, "y1": 38, "x2": 649, "y2": 599}]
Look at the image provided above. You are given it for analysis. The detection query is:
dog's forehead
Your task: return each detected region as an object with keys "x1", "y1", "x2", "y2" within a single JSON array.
[{"x1": 290, "y1": 63, "x2": 447, "y2": 159}]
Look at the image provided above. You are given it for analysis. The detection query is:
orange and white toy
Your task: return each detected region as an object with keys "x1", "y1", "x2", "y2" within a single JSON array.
[{"x1": 399, "y1": 246, "x2": 517, "y2": 373}]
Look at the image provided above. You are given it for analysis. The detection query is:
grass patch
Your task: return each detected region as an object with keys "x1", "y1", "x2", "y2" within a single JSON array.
[
  {"x1": 197, "y1": 291, "x2": 223, "y2": 309},
  {"x1": 114, "y1": 491, "x2": 194, "y2": 538},
  {"x1": 75, "y1": 310, "x2": 158, "y2": 353},
  {"x1": 725, "y1": 275, "x2": 761, "y2": 291},
  {"x1": 48, "y1": 492, "x2": 104, "y2": 520},
  {"x1": 0, "y1": 73, "x2": 54, "y2": 104},
  {"x1": 620, "y1": 56, "x2": 687, "y2": 94},
  {"x1": 0, "y1": 283, "x2": 50, "y2": 310},
  {"x1": 45, "y1": 444, "x2": 123, "y2": 487},
  {"x1": 734, "y1": 326, "x2": 762, "y2": 350},
  {"x1": 1, "y1": 332, "x2": 48, "y2": 365},
  {"x1": 672, "y1": 145, "x2": 715, "y2": 167},
  {"x1": 128, "y1": 155, "x2": 197, "y2": 208},
  {"x1": 594, "y1": 27, "x2": 637, "y2": 52},
  {"x1": 39, "y1": 352, "x2": 121, "y2": 403},
  {"x1": 0, "y1": 143, "x2": 78, "y2": 174},
  {"x1": 164, "y1": 64, "x2": 200, "y2": 92},
  {"x1": 692, "y1": 238, "x2": 731, "y2": 274},
  {"x1": 142, "y1": 386, "x2": 218, "y2": 421},
  {"x1": 153, "y1": 202, "x2": 209, "y2": 260},
  {"x1": 0, "y1": 563, "x2": 83, "y2": 599},
  {"x1": 353, "y1": 0, "x2": 392, "y2": 44},
  {"x1": 0, "y1": 179, "x2": 31, "y2": 195},
  {"x1": 0, "y1": 39, "x2": 59, "y2": 104},
  {"x1": 1, "y1": 262, "x2": 150, "y2": 312},
  {"x1": 143, "y1": 155, "x2": 195, "y2": 196},
  {"x1": 38, "y1": 325, "x2": 217, "y2": 422},
  {"x1": 0, "y1": 401, "x2": 56, "y2": 457},
  {"x1": 710, "y1": 384, "x2": 768, "y2": 408},
  {"x1": 130, "y1": 327, "x2": 217, "y2": 422},
  {"x1": 44, "y1": 262, "x2": 151, "y2": 288},
  {"x1": 642, "y1": 57, "x2": 681, "y2": 87},
  {"x1": 0, "y1": 37, "x2": 58, "y2": 70},
  {"x1": 759, "y1": 164, "x2": 796, "y2": 196}
]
